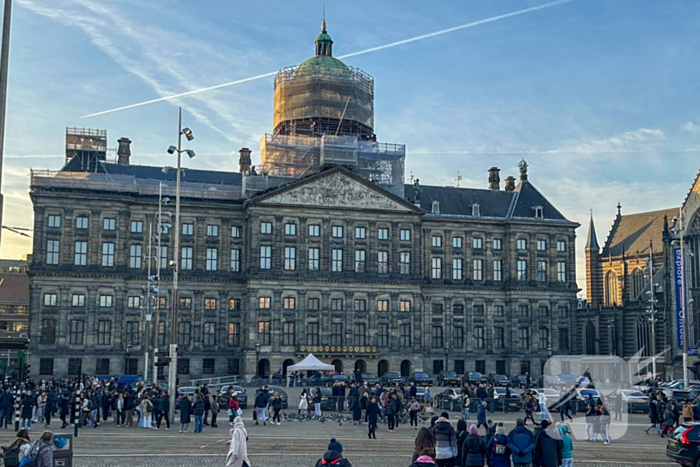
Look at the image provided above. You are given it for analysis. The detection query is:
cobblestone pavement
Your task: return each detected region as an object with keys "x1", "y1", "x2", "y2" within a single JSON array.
[{"x1": 0, "y1": 402, "x2": 676, "y2": 467}]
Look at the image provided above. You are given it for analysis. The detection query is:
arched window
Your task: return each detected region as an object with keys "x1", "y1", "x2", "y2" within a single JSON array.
[
  {"x1": 585, "y1": 321, "x2": 596, "y2": 355},
  {"x1": 605, "y1": 271, "x2": 619, "y2": 306},
  {"x1": 631, "y1": 268, "x2": 645, "y2": 300}
]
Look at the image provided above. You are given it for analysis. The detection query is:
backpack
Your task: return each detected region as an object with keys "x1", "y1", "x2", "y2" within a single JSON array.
[
  {"x1": 19, "y1": 443, "x2": 50, "y2": 467},
  {"x1": 2, "y1": 446, "x2": 20, "y2": 467},
  {"x1": 493, "y1": 439, "x2": 507, "y2": 455}
]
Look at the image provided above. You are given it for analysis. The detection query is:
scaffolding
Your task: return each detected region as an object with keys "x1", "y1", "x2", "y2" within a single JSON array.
[
  {"x1": 273, "y1": 65, "x2": 374, "y2": 137},
  {"x1": 65, "y1": 127, "x2": 107, "y2": 171}
]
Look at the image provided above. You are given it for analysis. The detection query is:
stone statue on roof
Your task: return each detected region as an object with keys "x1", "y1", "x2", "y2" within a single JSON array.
[
  {"x1": 518, "y1": 159, "x2": 528, "y2": 181},
  {"x1": 412, "y1": 178, "x2": 422, "y2": 204}
]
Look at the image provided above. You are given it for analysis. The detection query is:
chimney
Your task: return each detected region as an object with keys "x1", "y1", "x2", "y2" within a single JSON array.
[
  {"x1": 488, "y1": 167, "x2": 500, "y2": 190},
  {"x1": 239, "y1": 147, "x2": 252, "y2": 175},
  {"x1": 117, "y1": 137, "x2": 131, "y2": 166},
  {"x1": 504, "y1": 176, "x2": 516, "y2": 192}
]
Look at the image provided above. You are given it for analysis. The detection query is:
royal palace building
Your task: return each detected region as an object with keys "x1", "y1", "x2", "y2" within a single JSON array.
[{"x1": 26, "y1": 22, "x2": 580, "y2": 381}]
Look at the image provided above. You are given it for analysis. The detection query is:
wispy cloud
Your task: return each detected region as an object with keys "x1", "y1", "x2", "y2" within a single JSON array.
[{"x1": 683, "y1": 121, "x2": 700, "y2": 134}]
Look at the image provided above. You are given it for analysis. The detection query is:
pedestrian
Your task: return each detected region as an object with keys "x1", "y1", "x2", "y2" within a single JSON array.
[
  {"x1": 140, "y1": 396, "x2": 153, "y2": 429},
  {"x1": 158, "y1": 391, "x2": 171, "y2": 430},
  {"x1": 203, "y1": 392, "x2": 211, "y2": 426},
  {"x1": 367, "y1": 395, "x2": 380, "y2": 439},
  {"x1": 271, "y1": 394, "x2": 282, "y2": 426},
  {"x1": 299, "y1": 389, "x2": 309, "y2": 416},
  {"x1": 508, "y1": 419, "x2": 535, "y2": 467},
  {"x1": 210, "y1": 394, "x2": 219, "y2": 428},
  {"x1": 254, "y1": 388, "x2": 268, "y2": 426},
  {"x1": 124, "y1": 391, "x2": 135, "y2": 427},
  {"x1": 36, "y1": 392, "x2": 46, "y2": 424},
  {"x1": 557, "y1": 424, "x2": 574, "y2": 467},
  {"x1": 21, "y1": 389, "x2": 36, "y2": 429},
  {"x1": 538, "y1": 392, "x2": 549, "y2": 423},
  {"x1": 3, "y1": 428, "x2": 32, "y2": 465},
  {"x1": 59, "y1": 392, "x2": 70, "y2": 429},
  {"x1": 683, "y1": 400, "x2": 694, "y2": 423},
  {"x1": 600, "y1": 404, "x2": 611, "y2": 444},
  {"x1": 409, "y1": 397, "x2": 421, "y2": 430},
  {"x1": 532, "y1": 420, "x2": 563, "y2": 467},
  {"x1": 386, "y1": 392, "x2": 397, "y2": 432},
  {"x1": 424, "y1": 388, "x2": 433, "y2": 410},
  {"x1": 81, "y1": 393, "x2": 98, "y2": 428},
  {"x1": 463, "y1": 394, "x2": 471, "y2": 421},
  {"x1": 614, "y1": 390, "x2": 623, "y2": 421},
  {"x1": 462, "y1": 424, "x2": 486, "y2": 467},
  {"x1": 351, "y1": 396, "x2": 362, "y2": 425},
  {"x1": 591, "y1": 403, "x2": 601, "y2": 442},
  {"x1": 226, "y1": 416, "x2": 250, "y2": 467},
  {"x1": 229, "y1": 395, "x2": 241, "y2": 426},
  {"x1": 476, "y1": 402, "x2": 487, "y2": 432},
  {"x1": 432, "y1": 412, "x2": 458, "y2": 467},
  {"x1": 193, "y1": 394, "x2": 205, "y2": 433},
  {"x1": 179, "y1": 393, "x2": 191, "y2": 433},
  {"x1": 585, "y1": 402, "x2": 595, "y2": 440},
  {"x1": 661, "y1": 403, "x2": 676, "y2": 438},
  {"x1": 523, "y1": 394, "x2": 536, "y2": 426},
  {"x1": 43, "y1": 391, "x2": 55, "y2": 428},
  {"x1": 30, "y1": 431, "x2": 54, "y2": 467},
  {"x1": 314, "y1": 387, "x2": 323, "y2": 418},
  {"x1": 456, "y1": 419, "x2": 467, "y2": 466},
  {"x1": 0, "y1": 387, "x2": 14, "y2": 428},
  {"x1": 486, "y1": 423, "x2": 510, "y2": 467},
  {"x1": 411, "y1": 427, "x2": 437, "y2": 467},
  {"x1": 316, "y1": 440, "x2": 352, "y2": 467}
]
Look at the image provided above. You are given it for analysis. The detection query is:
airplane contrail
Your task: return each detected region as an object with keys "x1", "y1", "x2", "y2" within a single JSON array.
[{"x1": 82, "y1": 0, "x2": 574, "y2": 119}]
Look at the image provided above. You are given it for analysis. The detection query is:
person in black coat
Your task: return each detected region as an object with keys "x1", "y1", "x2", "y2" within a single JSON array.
[
  {"x1": 351, "y1": 397, "x2": 362, "y2": 425},
  {"x1": 456, "y1": 419, "x2": 468, "y2": 467},
  {"x1": 193, "y1": 394, "x2": 205, "y2": 433},
  {"x1": 59, "y1": 392, "x2": 70, "y2": 429},
  {"x1": 0, "y1": 387, "x2": 14, "y2": 428},
  {"x1": 462, "y1": 424, "x2": 486, "y2": 467},
  {"x1": 366, "y1": 396, "x2": 380, "y2": 439},
  {"x1": 21, "y1": 390, "x2": 36, "y2": 429},
  {"x1": 203, "y1": 393, "x2": 211, "y2": 426},
  {"x1": 44, "y1": 391, "x2": 56, "y2": 427},
  {"x1": 159, "y1": 391, "x2": 171, "y2": 430},
  {"x1": 179, "y1": 394, "x2": 192, "y2": 433},
  {"x1": 532, "y1": 420, "x2": 563, "y2": 467}
]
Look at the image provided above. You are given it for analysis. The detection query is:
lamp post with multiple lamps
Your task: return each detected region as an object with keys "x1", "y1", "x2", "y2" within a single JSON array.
[
  {"x1": 643, "y1": 239, "x2": 658, "y2": 378},
  {"x1": 444, "y1": 342, "x2": 450, "y2": 373},
  {"x1": 255, "y1": 340, "x2": 261, "y2": 378},
  {"x1": 167, "y1": 107, "x2": 195, "y2": 422}
]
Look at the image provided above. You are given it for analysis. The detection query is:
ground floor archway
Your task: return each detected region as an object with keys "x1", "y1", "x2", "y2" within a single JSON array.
[
  {"x1": 332, "y1": 359, "x2": 343, "y2": 374},
  {"x1": 257, "y1": 358, "x2": 270, "y2": 378},
  {"x1": 354, "y1": 359, "x2": 366, "y2": 373},
  {"x1": 400, "y1": 359, "x2": 411, "y2": 377},
  {"x1": 378, "y1": 359, "x2": 389, "y2": 376},
  {"x1": 282, "y1": 359, "x2": 295, "y2": 377}
]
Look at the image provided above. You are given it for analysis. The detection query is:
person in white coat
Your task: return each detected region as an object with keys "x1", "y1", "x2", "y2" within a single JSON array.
[
  {"x1": 299, "y1": 389, "x2": 309, "y2": 415},
  {"x1": 226, "y1": 416, "x2": 250, "y2": 467},
  {"x1": 538, "y1": 391, "x2": 549, "y2": 422}
]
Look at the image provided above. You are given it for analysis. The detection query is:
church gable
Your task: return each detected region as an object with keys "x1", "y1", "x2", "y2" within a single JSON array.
[{"x1": 256, "y1": 168, "x2": 418, "y2": 212}]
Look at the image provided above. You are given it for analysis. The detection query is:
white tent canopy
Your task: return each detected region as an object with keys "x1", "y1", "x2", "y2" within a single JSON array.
[{"x1": 287, "y1": 353, "x2": 335, "y2": 372}]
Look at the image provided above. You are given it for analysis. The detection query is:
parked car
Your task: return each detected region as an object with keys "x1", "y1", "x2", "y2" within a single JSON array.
[
  {"x1": 493, "y1": 387, "x2": 519, "y2": 399},
  {"x1": 218, "y1": 385, "x2": 248, "y2": 409},
  {"x1": 575, "y1": 388, "x2": 601, "y2": 411},
  {"x1": 662, "y1": 389, "x2": 693, "y2": 403},
  {"x1": 543, "y1": 376, "x2": 564, "y2": 388},
  {"x1": 666, "y1": 423, "x2": 700, "y2": 467},
  {"x1": 380, "y1": 372, "x2": 405, "y2": 387},
  {"x1": 409, "y1": 372, "x2": 433, "y2": 387},
  {"x1": 611, "y1": 390, "x2": 649, "y2": 414},
  {"x1": 437, "y1": 371, "x2": 461, "y2": 387},
  {"x1": 118, "y1": 375, "x2": 144, "y2": 391},
  {"x1": 322, "y1": 374, "x2": 349, "y2": 387},
  {"x1": 434, "y1": 388, "x2": 462, "y2": 411},
  {"x1": 489, "y1": 374, "x2": 511, "y2": 387},
  {"x1": 513, "y1": 375, "x2": 538, "y2": 389},
  {"x1": 255, "y1": 386, "x2": 289, "y2": 408},
  {"x1": 317, "y1": 387, "x2": 336, "y2": 411},
  {"x1": 558, "y1": 374, "x2": 576, "y2": 387},
  {"x1": 362, "y1": 373, "x2": 380, "y2": 386},
  {"x1": 465, "y1": 372, "x2": 486, "y2": 385}
]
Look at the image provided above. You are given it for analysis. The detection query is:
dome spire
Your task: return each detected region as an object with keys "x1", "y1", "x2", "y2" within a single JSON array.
[
  {"x1": 315, "y1": 9, "x2": 333, "y2": 57},
  {"x1": 322, "y1": 4, "x2": 327, "y2": 32}
]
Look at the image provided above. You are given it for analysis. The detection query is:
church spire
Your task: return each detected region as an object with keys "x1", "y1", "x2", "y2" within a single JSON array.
[{"x1": 585, "y1": 210, "x2": 600, "y2": 251}]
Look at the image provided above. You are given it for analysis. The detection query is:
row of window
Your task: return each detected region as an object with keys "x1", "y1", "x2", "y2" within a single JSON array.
[
  {"x1": 432, "y1": 258, "x2": 566, "y2": 282},
  {"x1": 38, "y1": 356, "x2": 240, "y2": 376},
  {"x1": 43, "y1": 292, "x2": 240, "y2": 312}
]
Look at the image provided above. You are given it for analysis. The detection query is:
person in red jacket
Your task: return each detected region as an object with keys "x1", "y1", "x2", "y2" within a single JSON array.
[{"x1": 228, "y1": 395, "x2": 240, "y2": 427}]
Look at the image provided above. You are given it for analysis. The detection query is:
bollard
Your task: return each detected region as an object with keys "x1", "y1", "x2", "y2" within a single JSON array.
[
  {"x1": 74, "y1": 397, "x2": 81, "y2": 437},
  {"x1": 14, "y1": 389, "x2": 20, "y2": 432}
]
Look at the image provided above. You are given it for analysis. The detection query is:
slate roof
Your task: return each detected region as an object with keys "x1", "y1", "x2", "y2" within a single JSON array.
[
  {"x1": 0, "y1": 274, "x2": 29, "y2": 303},
  {"x1": 585, "y1": 215, "x2": 600, "y2": 250},
  {"x1": 601, "y1": 208, "x2": 676, "y2": 257}
]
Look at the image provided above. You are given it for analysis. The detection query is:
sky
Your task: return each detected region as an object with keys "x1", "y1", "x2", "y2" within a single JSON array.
[{"x1": 3, "y1": 0, "x2": 700, "y2": 297}]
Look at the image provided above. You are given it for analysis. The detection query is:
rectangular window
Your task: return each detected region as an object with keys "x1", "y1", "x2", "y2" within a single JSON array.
[
  {"x1": 557, "y1": 262, "x2": 566, "y2": 282},
  {"x1": 204, "y1": 298, "x2": 217, "y2": 310},
  {"x1": 452, "y1": 259, "x2": 463, "y2": 280},
  {"x1": 493, "y1": 260, "x2": 503, "y2": 281},
  {"x1": 69, "y1": 320, "x2": 85, "y2": 345},
  {"x1": 475, "y1": 360, "x2": 486, "y2": 374},
  {"x1": 177, "y1": 358, "x2": 190, "y2": 375},
  {"x1": 517, "y1": 260, "x2": 527, "y2": 281},
  {"x1": 332, "y1": 249, "x2": 343, "y2": 272},
  {"x1": 377, "y1": 323, "x2": 389, "y2": 347},
  {"x1": 400, "y1": 229, "x2": 411, "y2": 241},
  {"x1": 474, "y1": 304, "x2": 484, "y2": 315},
  {"x1": 539, "y1": 327, "x2": 550, "y2": 350},
  {"x1": 228, "y1": 299, "x2": 239, "y2": 310},
  {"x1": 284, "y1": 247, "x2": 296, "y2": 270},
  {"x1": 517, "y1": 239, "x2": 527, "y2": 250},
  {"x1": 228, "y1": 358, "x2": 240, "y2": 375},
  {"x1": 455, "y1": 360, "x2": 466, "y2": 375},
  {"x1": 41, "y1": 319, "x2": 56, "y2": 344},
  {"x1": 47, "y1": 240, "x2": 60, "y2": 265},
  {"x1": 157, "y1": 322, "x2": 165, "y2": 347},
  {"x1": 472, "y1": 237, "x2": 483, "y2": 249},
  {"x1": 538, "y1": 306, "x2": 549, "y2": 317},
  {"x1": 74, "y1": 241, "x2": 87, "y2": 266},
  {"x1": 125, "y1": 321, "x2": 140, "y2": 346},
  {"x1": 308, "y1": 224, "x2": 320, "y2": 237},
  {"x1": 283, "y1": 297, "x2": 295, "y2": 309},
  {"x1": 99, "y1": 295, "x2": 113, "y2": 308},
  {"x1": 400, "y1": 252, "x2": 410, "y2": 274},
  {"x1": 178, "y1": 322, "x2": 191, "y2": 346},
  {"x1": 558, "y1": 307, "x2": 568, "y2": 319},
  {"x1": 48, "y1": 215, "x2": 61, "y2": 228},
  {"x1": 537, "y1": 261, "x2": 547, "y2": 282},
  {"x1": 306, "y1": 322, "x2": 319, "y2": 346},
  {"x1": 76, "y1": 216, "x2": 88, "y2": 229},
  {"x1": 472, "y1": 259, "x2": 483, "y2": 280},
  {"x1": 40, "y1": 358, "x2": 54, "y2": 376},
  {"x1": 129, "y1": 245, "x2": 142, "y2": 268},
  {"x1": 260, "y1": 246, "x2": 271, "y2": 269},
  {"x1": 354, "y1": 299, "x2": 366, "y2": 311},
  {"x1": 474, "y1": 327, "x2": 485, "y2": 349},
  {"x1": 432, "y1": 303, "x2": 444, "y2": 314},
  {"x1": 283, "y1": 322, "x2": 295, "y2": 346},
  {"x1": 228, "y1": 323, "x2": 240, "y2": 346},
  {"x1": 182, "y1": 223, "x2": 194, "y2": 236},
  {"x1": 332, "y1": 226, "x2": 344, "y2": 238},
  {"x1": 72, "y1": 294, "x2": 85, "y2": 307},
  {"x1": 158, "y1": 246, "x2": 168, "y2": 269},
  {"x1": 181, "y1": 247, "x2": 193, "y2": 270},
  {"x1": 378, "y1": 228, "x2": 389, "y2": 240},
  {"x1": 355, "y1": 227, "x2": 366, "y2": 239},
  {"x1": 519, "y1": 327, "x2": 530, "y2": 349},
  {"x1": 431, "y1": 257, "x2": 442, "y2": 279},
  {"x1": 103, "y1": 218, "x2": 115, "y2": 231},
  {"x1": 518, "y1": 305, "x2": 529, "y2": 317},
  {"x1": 537, "y1": 239, "x2": 547, "y2": 251},
  {"x1": 431, "y1": 235, "x2": 442, "y2": 247},
  {"x1": 179, "y1": 297, "x2": 192, "y2": 310},
  {"x1": 494, "y1": 327, "x2": 504, "y2": 349},
  {"x1": 493, "y1": 305, "x2": 505, "y2": 317},
  {"x1": 308, "y1": 298, "x2": 320, "y2": 310},
  {"x1": 130, "y1": 221, "x2": 143, "y2": 233},
  {"x1": 308, "y1": 248, "x2": 320, "y2": 271},
  {"x1": 284, "y1": 223, "x2": 296, "y2": 236},
  {"x1": 377, "y1": 300, "x2": 389, "y2": 312},
  {"x1": 230, "y1": 249, "x2": 241, "y2": 272},
  {"x1": 330, "y1": 323, "x2": 343, "y2": 346},
  {"x1": 231, "y1": 226, "x2": 242, "y2": 238},
  {"x1": 400, "y1": 324, "x2": 411, "y2": 347},
  {"x1": 127, "y1": 296, "x2": 141, "y2": 308},
  {"x1": 452, "y1": 236, "x2": 463, "y2": 249},
  {"x1": 452, "y1": 327, "x2": 464, "y2": 349},
  {"x1": 559, "y1": 328, "x2": 569, "y2": 350},
  {"x1": 431, "y1": 326, "x2": 443, "y2": 348},
  {"x1": 400, "y1": 300, "x2": 411, "y2": 312},
  {"x1": 259, "y1": 297, "x2": 271, "y2": 309},
  {"x1": 43, "y1": 293, "x2": 57, "y2": 306},
  {"x1": 97, "y1": 320, "x2": 111, "y2": 345},
  {"x1": 353, "y1": 323, "x2": 367, "y2": 346},
  {"x1": 260, "y1": 222, "x2": 272, "y2": 234},
  {"x1": 378, "y1": 250, "x2": 389, "y2": 273},
  {"x1": 493, "y1": 238, "x2": 502, "y2": 250},
  {"x1": 331, "y1": 298, "x2": 344, "y2": 311},
  {"x1": 158, "y1": 297, "x2": 167, "y2": 309},
  {"x1": 557, "y1": 240, "x2": 566, "y2": 252},
  {"x1": 203, "y1": 358, "x2": 215, "y2": 375},
  {"x1": 68, "y1": 358, "x2": 82, "y2": 376},
  {"x1": 206, "y1": 248, "x2": 218, "y2": 271},
  {"x1": 453, "y1": 304, "x2": 464, "y2": 314},
  {"x1": 203, "y1": 322, "x2": 216, "y2": 346}
]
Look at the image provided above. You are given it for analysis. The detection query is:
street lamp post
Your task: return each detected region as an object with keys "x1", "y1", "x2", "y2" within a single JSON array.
[
  {"x1": 125, "y1": 344, "x2": 132, "y2": 375},
  {"x1": 255, "y1": 341, "x2": 261, "y2": 378},
  {"x1": 167, "y1": 107, "x2": 195, "y2": 422},
  {"x1": 444, "y1": 342, "x2": 450, "y2": 373}
]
